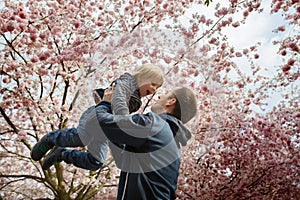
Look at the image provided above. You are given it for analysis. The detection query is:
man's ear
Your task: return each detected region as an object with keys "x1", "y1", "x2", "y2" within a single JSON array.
[{"x1": 167, "y1": 97, "x2": 176, "y2": 106}]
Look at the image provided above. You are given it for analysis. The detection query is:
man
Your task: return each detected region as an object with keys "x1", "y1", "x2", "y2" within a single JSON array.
[{"x1": 96, "y1": 86, "x2": 197, "y2": 200}]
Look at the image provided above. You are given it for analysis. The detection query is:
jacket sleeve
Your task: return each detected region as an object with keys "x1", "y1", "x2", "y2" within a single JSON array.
[
  {"x1": 112, "y1": 78, "x2": 132, "y2": 115},
  {"x1": 96, "y1": 101, "x2": 152, "y2": 147}
]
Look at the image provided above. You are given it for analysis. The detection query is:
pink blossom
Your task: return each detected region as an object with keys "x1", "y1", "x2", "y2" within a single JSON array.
[
  {"x1": 277, "y1": 25, "x2": 285, "y2": 32},
  {"x1": 201, "y1": 84, "x2": 209, "y2": 92},
  {"x1": 244, "y1": 99, "x2": 251, "y2": 106},
  {"x1": 124, "y1": 6, "x2": 131, "y2": 12},
  {"x1": 143, "y1": 0, "x2": 150, "y2": 6},
  {"x1": 274, "y1": 2, "x2": 283, "y2": 12},
  {"x1": 6, "y1": 21, "x2": 15, "y2": 32},
  {"x1": 203, "y1": 100, "x2": 209, "y2": 107},
  {"x1": 9, "y1": 15, "x2": 15, "y2": 20},
  {"x1": 30, "y1": 57, "x2": 38, "y2": 63},
  {"x1": 51, "y1": 26, "x2": 62, "y2": 36},
  {"x1": 38, "y1": 52, "x2": 50, "y2": 61},
  {"x1": 3, "y1": 77, "x2": 11, "y2": 84},
  {"x1": 163, "y1": 56, "x2": 171, "y2": 64},
  {"x1": 243, "y1": 49, "x2": 249, "y2": 55},
  {"x1": 181, "y1": 70, "x2": 188, "y2": 77},
  {"x1": 163, "y1": 3, "x2": 168, "y2": 9},
  {"x1": 61, "y1": 105, "x2": 68, "y2": 111},
  {"x1": 173, "y1": 65, "x2": 179, "y2": 74},
  {"x1": 191, "y1": 23, "x2": 199, "y2": 32},
  {"x1": 72, "y1": 20, "x2": 81, "y2": 28},
  {"x1": 281, "y1": 50, "x2": 287, "y2": 56},
  {"x1": 289, "y1": 43, "x2": 299, "y2": 52},
  {"x1": 37, "y1": 68, "x2": 48, "y2": 76},
  {"x1": 287, "y1": 59, "x2": 296, "y2": 66},
  {"x1": 1, "y1": 10, "x2": 12, "y2": 19},
  {"x1": 221, "y1": 43, "x2": 227, "y2": 50},
  {"x1": 235, "y1": 52, "x2": 242, "y2": 57},
  {"x1": 282, "y1": 64, "x2": 291, "y2": 73},
  {"x1": 101, "y1": 177, "x2": 107, "y2": 183},
  {"x1": 28, "y1": 27, "x2": 37, "y2": 34},
  {"x1": 232, "y1": 21, "x2": 240, "y2": 28},
  {"x1": 178, "y1": 48, "x2": 185, "y2": 55},
  {"x1": 209, "y1": 37, "x2": 217, "y2": 44},
  {"x1": 216, "y1": 7, "x2": 229, "y2": 17},
  {"x1": 237, "y1": 82, "x2": 244, "y2": 88},
  {"x1": 97, "y1": 22, "x2": 104, "y2": 26},
  {"x1": 14, "y1": 16, "x2": 22, "y2": 24},
  {"x1": 19, "y1": 11, "x2": 27, "y2": 19},
  {"x1": 248, "y1": 6, "x2": 253, "y2": 12},
  {"x1": 199, "y1": 15, "x2": 206, "y2": 23},
  {"x1": 30, "y1": 34, "x2": 37, "y2": 42},
  {"x1": 194, "y1": 70, "x2": 199, "y2": 77},
  {"x1": 206, "y1": 19, "x2": 213, "y2": 26}
]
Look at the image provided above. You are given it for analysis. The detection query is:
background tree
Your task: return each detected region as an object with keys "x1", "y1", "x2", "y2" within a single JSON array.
[{"x1": 0, "y1": 0, "x2": 299, "y2": 199}]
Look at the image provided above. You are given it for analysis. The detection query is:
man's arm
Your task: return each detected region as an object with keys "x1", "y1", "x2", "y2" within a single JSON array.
[{"x1": 95, "y1": 101, "x2": 152, "y2": 147}]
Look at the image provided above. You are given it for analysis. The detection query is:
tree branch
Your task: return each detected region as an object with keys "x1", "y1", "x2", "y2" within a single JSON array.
[
  {"x1": 0, "y1": 106, "x2": 18, "y2": 133},
  {"x1": 1, "y1": 34, "x2": 27, "y2": 64}
]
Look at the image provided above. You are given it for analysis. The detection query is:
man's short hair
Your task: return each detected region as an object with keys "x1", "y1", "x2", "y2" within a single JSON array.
[{"x1": 172, "y1": 87, "x2": 197, "y2": 123}]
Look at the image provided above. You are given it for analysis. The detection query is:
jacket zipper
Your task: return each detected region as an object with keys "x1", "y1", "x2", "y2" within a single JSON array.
[{"x1": 121, "y1": 172, "x2": 129, "y2": 200}]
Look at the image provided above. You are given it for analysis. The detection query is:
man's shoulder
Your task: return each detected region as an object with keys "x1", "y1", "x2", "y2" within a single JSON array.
[
  {"x1": 131, "y1": 112, "x2": 161, "y2": 123},
  {"x1": 130, "y1": 112, "x2": 167, "y2": 132},
  {"x1": 158, "y1": 113, "x2": 178, "y2": 123}
]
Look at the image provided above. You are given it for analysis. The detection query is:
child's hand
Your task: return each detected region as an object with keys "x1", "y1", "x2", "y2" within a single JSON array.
[
  {"x1": 102, "y1": 86, "x2": 114, "y2": 101},
  {"x1": 93, "y1": 91, "x2": 101, "y2": 104}
]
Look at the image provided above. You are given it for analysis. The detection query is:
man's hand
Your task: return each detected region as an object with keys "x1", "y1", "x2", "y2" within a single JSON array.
[{"x1": 102, "y1": 86, "x2": 114, "y2": 101}]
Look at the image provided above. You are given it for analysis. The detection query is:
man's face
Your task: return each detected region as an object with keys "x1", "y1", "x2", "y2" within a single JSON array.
[{"x1": 151, "y1": 91, "x2": 174, "y2": 114}]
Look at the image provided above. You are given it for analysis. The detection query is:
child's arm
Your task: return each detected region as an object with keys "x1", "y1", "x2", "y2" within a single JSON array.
[{"x1": 111, "y1": 78, "x2": 133, "y2": 115}]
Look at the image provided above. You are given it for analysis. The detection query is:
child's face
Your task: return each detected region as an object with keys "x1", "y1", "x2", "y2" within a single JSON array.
[{"x1": 139, "y1": 82, "x2": 161, "y2": 97}]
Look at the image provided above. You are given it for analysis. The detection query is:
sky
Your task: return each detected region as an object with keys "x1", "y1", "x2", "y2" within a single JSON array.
[
  {"x1": 222, "y1": 0, "x2": 299, "y2": 111},
  {"x1": 179, "y1": 0, "x2": 299, "y2": 112},
  {"x1": 179, "y1": 0, "x2": 287, "y2": 72}
]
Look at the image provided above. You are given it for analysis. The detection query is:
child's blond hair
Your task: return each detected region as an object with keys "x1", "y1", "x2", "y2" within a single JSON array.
[{"x1": 133, "y1": 64, "x2": 164, "y2": 86}]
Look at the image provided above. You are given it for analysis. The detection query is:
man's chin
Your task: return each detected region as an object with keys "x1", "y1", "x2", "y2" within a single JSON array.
[{"x1": 151, "y1": 105, "x2": 164, "y2": 114}]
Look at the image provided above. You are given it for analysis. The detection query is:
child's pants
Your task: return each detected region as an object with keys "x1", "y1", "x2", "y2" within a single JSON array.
[{"x1": 48, "y1": 128, "x2": 103, "y2": 171}]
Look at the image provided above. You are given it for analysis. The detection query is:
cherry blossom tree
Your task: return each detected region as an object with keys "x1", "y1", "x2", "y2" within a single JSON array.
[{"x1": 0, "y1": 0, "x2": 299, "y2": 199}]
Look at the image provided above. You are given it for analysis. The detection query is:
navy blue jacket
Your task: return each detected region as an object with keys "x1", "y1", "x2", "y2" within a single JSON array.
[{"x1": 95, "y1": 101, "x2": 192, "y2": 200}]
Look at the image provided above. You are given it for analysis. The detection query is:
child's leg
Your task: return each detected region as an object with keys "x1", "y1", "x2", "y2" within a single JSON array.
[
  {"x1": 48, "y1": 128, "x2": 84, "y2": 147},
  {"x1": 63, "y1": 149, "x2": 103, "y2": 171},
  {"x1": 42, "y1": 147, "x2": 103, "y2": 171},
  {"x1": 31, "y1": 128, "x2": 84, "y2": 161}
]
